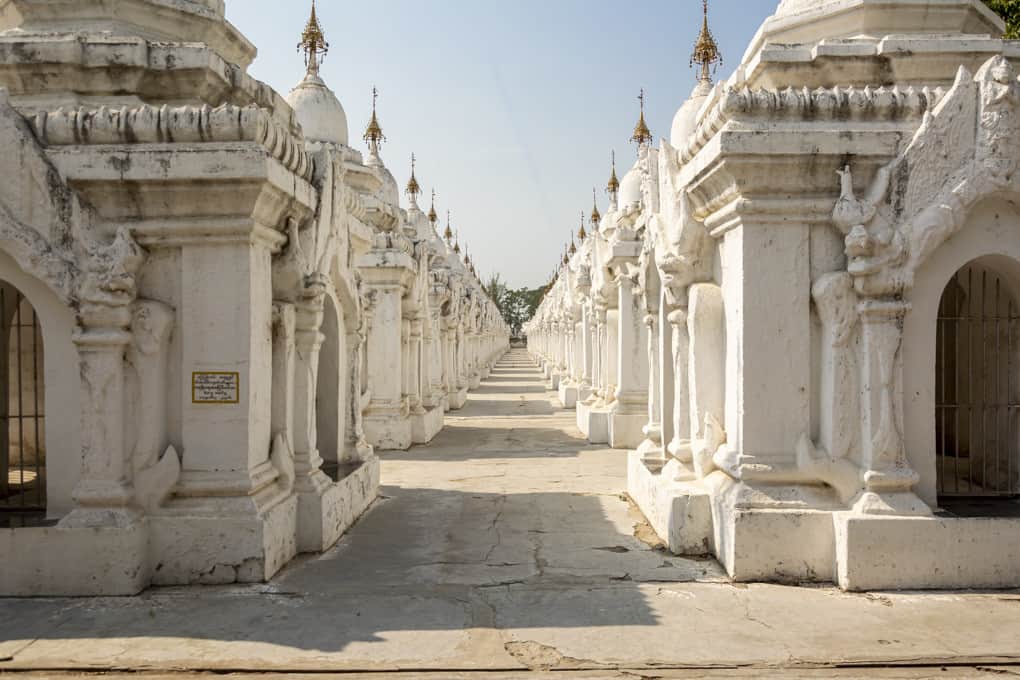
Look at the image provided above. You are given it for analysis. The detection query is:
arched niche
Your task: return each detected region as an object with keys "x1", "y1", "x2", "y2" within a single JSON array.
[
  {"x1": 933, "y1": 259, "x2": 1020, "y2": 499},
  {"x1": 904, "y1": 196, "x2": 1020, "y2": 508},
  {"x1": 0, "y1": 250, "x2": 79, "y2": 520},
  {"x1": 316, "y1": 291, "x2": 346, "y2": 477}
]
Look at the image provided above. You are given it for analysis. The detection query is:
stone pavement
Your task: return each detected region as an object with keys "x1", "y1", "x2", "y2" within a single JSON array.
[{"x1": 2, "y1": 349, "x2": 1020, "y2": 676}]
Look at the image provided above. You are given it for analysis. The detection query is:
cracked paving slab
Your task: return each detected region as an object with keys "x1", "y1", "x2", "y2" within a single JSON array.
[{"x1": 1, "y1": 351, "x2": 1020, "y2": 674}]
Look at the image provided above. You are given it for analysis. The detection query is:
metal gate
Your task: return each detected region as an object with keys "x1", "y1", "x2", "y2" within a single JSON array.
[
  {"x1": 936, "y1": 264, "x2": 1020, "y2": 497},
  {"x1": 0, "y1": 285, "x2": 46, "y2": 516}
]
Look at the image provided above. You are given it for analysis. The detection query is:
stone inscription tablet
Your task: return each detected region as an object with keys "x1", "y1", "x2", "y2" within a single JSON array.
[{"x1": 192, "y1": 371, "x2": 240, "y2": 404}]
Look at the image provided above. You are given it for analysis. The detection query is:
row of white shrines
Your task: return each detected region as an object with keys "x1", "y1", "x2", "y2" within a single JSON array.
[
  {"x1": 0, "y1": 0, "x2": 508, "y2": 594},
  {"x1": 528, "y1": 0, "x2": 1020, "y2": 591}
]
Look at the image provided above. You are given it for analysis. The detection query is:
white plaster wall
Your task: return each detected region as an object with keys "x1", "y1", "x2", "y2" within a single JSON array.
[
  {"x1": 904, "y1": 197, "x2": 1020, "y2": 507},
  {"x1": 0, "y1": 250, "x2": 79, "y2": 518},
  {"x1": 721, "y1": 230, "x2": 743, "y2": 455}
]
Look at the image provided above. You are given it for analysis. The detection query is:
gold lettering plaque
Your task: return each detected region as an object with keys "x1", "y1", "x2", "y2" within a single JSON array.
[{"x1": 192, "y1": 371, "x2": 240, "y2": 404}]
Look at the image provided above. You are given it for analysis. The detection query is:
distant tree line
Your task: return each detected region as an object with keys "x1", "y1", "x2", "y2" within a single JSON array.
[
  {"x1": 986, "y1": 0, "x2": 1020, "y2": 38},
  {"x1": 484, "y1": 274, "x2": 548, "y2": 338}
]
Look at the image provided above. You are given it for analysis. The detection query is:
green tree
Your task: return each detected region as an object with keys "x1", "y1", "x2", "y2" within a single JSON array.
[
  {"x1": 483, "y1": 275, "x2": 549, "y2": 337},
  {"x1": 985, "y1": 0, "x2": 1020, "y2": 38}
]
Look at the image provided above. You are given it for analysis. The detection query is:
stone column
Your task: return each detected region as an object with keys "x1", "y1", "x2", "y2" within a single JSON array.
[
  {"x1": 64, "y1": 303, "x2": 136, "y2": 527},
  {"x1": 589, "y1": 306, "x2": 606, "y2": 405},
  {"x1": 291, "y1": 283, "x2": 335, "y2": 551},
  {"x1": 658, "y1": 292, "x2": 675, "y2": 456},
  {"x1": 408, "y1": 315, "x2": 425, "y2": 416},
  {"x1": 610, "y1": 273, "x2": 649, "y2": 449},
  {"x1": 604, "y1": 308, "x2": 619, "y2": 404},
  {"x1": 637, "y1": 309, "x2": 664, "y2": 469},
  {"x1": 855, "y1": 299, "x2": 928, "y2": 516},
  {"x1": 580, "y1": 302, "x2": 593, "y2": 399},
  {"x1": 270, "y1": 303, "x2": 296, "y2": 470},
  {"x1": 667, "y1": 306, "x2": 693, "y2": 469},
  {"x1": 357, "y1": 246, "x2": 415, "y2": 451}
]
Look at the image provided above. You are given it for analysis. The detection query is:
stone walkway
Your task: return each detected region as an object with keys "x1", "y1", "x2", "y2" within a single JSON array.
[{"x1": 2, "y1": 349, "x2": 1020, "y2": 676}]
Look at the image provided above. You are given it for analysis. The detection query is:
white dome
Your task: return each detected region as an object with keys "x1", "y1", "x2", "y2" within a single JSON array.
[
  {"x1": 619, "y1": 160, "x2": 642, "y2": 208},
  {"x1": 670, "y1": 80, "x2": 713, "y2": 149},
  {"x1": 286, "y1": 73, "x2": 349, "y2": 146}
]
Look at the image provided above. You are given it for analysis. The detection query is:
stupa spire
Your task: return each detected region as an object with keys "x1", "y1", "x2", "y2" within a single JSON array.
[
  {"x1": 428, "y1": 189, "x2": 439, "y2": 226},
  {"x1": 363, "y1": 86, "x2": 386, "y2": 157},
  {"x1": 578, "y1": 209, "x2": 587, "y2": 241},
  {"x1": 691, "y1": 0, "x2": 722, "y2": 83},
  {"x1": 607, "y1": 150, "x2": 620, "y2": 205},
  {"x1": 630, "y1": 88, "x2": 653, "y2": 147},
  {"x1": 298, "y1": 0, "x2": 329, "y2": 76},
  {"x1": 444, "y1": 210, "x2": 454, "y2": 243},
  {"x1": 406, "y1": 153, "x2": 421, "y2": 204},
  {"x1": 590, "y1": 188, "x2": 601, "y2": 227}
]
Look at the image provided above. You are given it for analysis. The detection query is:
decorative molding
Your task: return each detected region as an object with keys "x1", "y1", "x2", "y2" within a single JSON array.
[
  {"x1": 31, "y1": 103, "x2": 313, "y2": 181},
  {"x1": 680, "y1": 84, "x2": 944, "y2": 166}
]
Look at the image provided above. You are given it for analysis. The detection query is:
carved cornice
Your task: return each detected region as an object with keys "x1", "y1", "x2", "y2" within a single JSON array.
[
  {"x1": 31, "y1": 103, "x2": 312, "y2": 181},
  {"x1": 679, "y1": 84, "x2": 944, "y2": 166}
]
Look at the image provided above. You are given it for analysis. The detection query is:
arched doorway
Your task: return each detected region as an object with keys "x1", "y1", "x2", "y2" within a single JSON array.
[
  {"x1": 0, "y1": 281, "x2": 45, "y2": 521},
  {"x1": 935, "y1": 261, "x2": 1020, "y2": 499}
]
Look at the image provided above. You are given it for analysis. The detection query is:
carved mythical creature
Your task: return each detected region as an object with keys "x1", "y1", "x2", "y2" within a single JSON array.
[{"x1": 79, "y1": 227, "x2": 146, "y2": 308}]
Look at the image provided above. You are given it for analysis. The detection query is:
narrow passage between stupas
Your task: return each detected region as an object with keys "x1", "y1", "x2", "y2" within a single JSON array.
[{"x1": 287, "y1": 346, "x2": 722, "y2": 591}]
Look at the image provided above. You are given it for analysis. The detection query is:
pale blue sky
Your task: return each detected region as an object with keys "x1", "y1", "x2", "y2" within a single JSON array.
[{"x1": 226, "y1": 0, "x2": 779, "y2": 288}]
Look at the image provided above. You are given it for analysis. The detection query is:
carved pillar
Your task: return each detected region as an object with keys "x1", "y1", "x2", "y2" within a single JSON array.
[
  {"x1": 855, "y1": 299, "x2": 929, "y2": 516},
  {"x1": 65, "y1": 307, "x2": 136, "y2": 527},
  {"x1": 610, "y1": 273, "x2": 649, "y2": 448},
  {"x1": 667, "y1": 306, "x2": 693, "y2": 467},
  {"x1": 604, "y1": 307, "x2": 619, "y2": 404},
  {"x1": 580, "y1": 303, "x2": 593, "y2": 396},
  {"x1": 401, "y1": 317, "x2": 412, "y2": 408},
  {"x1": 638, "y1": 309, "x2": 664, "y2": 469},
  {"x1": 408, "y1": 315, "x2": 425, "y2": 415},
  {"x1": 62, "y1": 229, "x2": 145, "y2": 528},
  {"x1": 589, "y1": 306, "x2": 606, "y2": 405},
  {"x1": 342, "y1": 313, "x2": 370, "y2": 463},
  {"x1": 658, "y1": 292, "x2": 675, "y2": 455},
  {"x1": 292, "y1": 287, "x2": 330, "y2": 491},
  {"x1": 271, "y1": 303, "x2": 296, "y2": 459},
  {"x1": 358, "y1": 242, "x2": 415, "y2": 450}
]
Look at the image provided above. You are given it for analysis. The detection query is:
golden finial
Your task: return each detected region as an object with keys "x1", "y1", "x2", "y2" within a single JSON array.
[
  {"x1": 691, "y1": 0, "x2": 722, "y2": 83},
  {"x1": 606, "y1": 150, "x2": 620, "y2": 198},
  {"x1": 568, "y1": 233, "x2": 577, "y2": 256},
  {"x1": 453, "y1": 229, "x2": 461, "y2": 254},
  {"x1": 443, "y1": 210, "x2": 454, "y2": 242},
  {"x1": 363, "y1": 87, "x2": 386, "y2": 147},
  {"x1": 630, "y1": 89, "x2": 653, "y2": 146},
  {"x1": 578, "y1": 209, "x2": 588, "y2": 241},
  {"x1": 428, "y1": 189, "x2": 439, "y2": 225},
  {"x1": 590, "y1": 188, "x2": 601, "y2": 226},
  {"x1": 297, "y1": 0, "x2": 329, "y2": 76},
  {"x1": 406, "y1": 153, "x2": 421, "y2": 200}
]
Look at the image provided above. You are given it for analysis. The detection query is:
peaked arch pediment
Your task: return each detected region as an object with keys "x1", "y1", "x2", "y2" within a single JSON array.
[{"x1": 834, "y1": 56, "x2": 1020, "y2": 298}]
